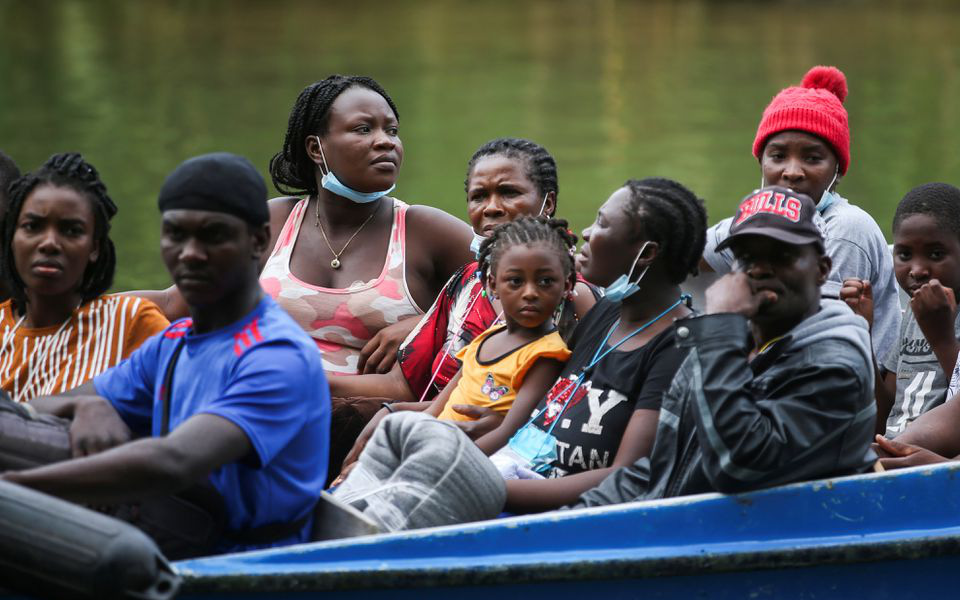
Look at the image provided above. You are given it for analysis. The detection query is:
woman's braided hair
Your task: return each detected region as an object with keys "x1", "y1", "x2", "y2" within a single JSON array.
[
  {"x1": 0, "y1": 150, "x2": 20, "y2": 208},
  {"x1": 2, "y1": 153, "x2": 118, "y2": 312},
  {"x1": 477, "y1": 216, "x2": 577, "y2": 286},
  {"x1": 622, "y1": 177, "x2": 707, "y2": 284},
  {"x1": 464, "y1": 138, "x2": 558, "y2": 215},
  {"x1": 269, "y1": 75, "x2": 399, "y2": 197}
]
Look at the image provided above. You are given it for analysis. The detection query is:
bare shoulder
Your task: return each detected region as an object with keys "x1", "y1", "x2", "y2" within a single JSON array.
[
  {"x1": 405, "y1": 204, "x2": 471, "y2": 236},
  {"x1": 401, "y1": 203, "x2": 474, "y2": 297},
  {"x1": 404, "y1": 204, "x2": 472, "y2": 258},
  {"x1": 268, "y1": 196, "x2": 300, "y2": 224},
  {"x1": 572, "y1": 281, "x2": 598, "y2": 319}
]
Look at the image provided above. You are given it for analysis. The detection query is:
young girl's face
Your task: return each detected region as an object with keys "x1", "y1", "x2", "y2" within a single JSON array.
[
  {"x1": 489, "y1": 242, "x2": 572, "y2": 329},
  {"x1": 893, "y1": 213, "x2": 960, "y2": 296},
  {"x1": 12, "y1": 183, "x2": 99, "y2": 300}
]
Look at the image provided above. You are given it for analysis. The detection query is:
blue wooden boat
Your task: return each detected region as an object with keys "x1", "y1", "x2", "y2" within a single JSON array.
[
  {"x1": 5, "y1": 462, "x2": 959, "y2": 598},
  {"x1": 158, "y1": 462, "x2": 960, "y2": 599}
]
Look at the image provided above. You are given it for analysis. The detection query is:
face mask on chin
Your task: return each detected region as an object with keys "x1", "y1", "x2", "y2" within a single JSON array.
[
  {"x1": 761, "y1": 167, "x2": 840, "y2": 215},
  {"x1": 815, "y1": 169, "x2": 840, "y2": 214},
  {"x1": 603, "y1": 241, "x2": 652, "y2": 302},
  {"x1": 314, "y1": 136, "x2": 395, "y2": 204}
]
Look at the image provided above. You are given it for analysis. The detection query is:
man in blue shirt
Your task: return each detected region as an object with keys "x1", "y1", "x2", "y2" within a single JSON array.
[{"x1": 2, "y1": 153, "x2": 330, "y2": 553}]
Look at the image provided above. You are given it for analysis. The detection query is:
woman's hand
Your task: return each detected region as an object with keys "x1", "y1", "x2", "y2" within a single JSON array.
[
  {"x1": 873, "y1": 434, "x2": 949, "y2": 470},
  {"x1": 357, "y1": 317, "x2": 420, "y2": 375},
  {"x1": 69, "y1": 397, "x2": 132, "y2": 457},
  {"x1": 330, "y1": 460, "x2": 358, "y2": 488},
  {"x1": 451, "y1": 404, "x2": 504, "y2": 440},
  {"x1": 840, "y1": 277, "x2": 874, "y2": 330}
]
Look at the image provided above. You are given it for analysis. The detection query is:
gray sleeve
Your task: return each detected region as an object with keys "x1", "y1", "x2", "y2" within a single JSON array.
[
  {"x1": 822, "y1": 237, "x2": 872, "y2": 296},
  {"x1": 823, "y1": 235, "x2": 901, "y2": 370},
  {"x1": 702, "y1": 218, "x2": 735, "y2": 275},
  {"x1": 870, "y1": 261, "x2": 902, "y2": 373}
]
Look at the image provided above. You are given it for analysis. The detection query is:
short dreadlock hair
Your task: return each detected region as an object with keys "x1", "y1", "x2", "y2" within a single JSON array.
[{"x1": 893, "y1": 182, "x2": 960, "y2": 243}]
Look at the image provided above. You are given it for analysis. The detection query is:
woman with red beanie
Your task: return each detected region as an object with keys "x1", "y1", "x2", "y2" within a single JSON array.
[{"x1": 702, "y1": 65, "x2": 901, "y2": 368}]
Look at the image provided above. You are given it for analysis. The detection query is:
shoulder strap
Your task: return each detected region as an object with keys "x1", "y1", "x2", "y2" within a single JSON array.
[
  {"x1": 153, "y1": 334, "x2": 318, "y2": 547},
  {"x1": 160, "y1": 340, "x2": 186, "y2": 436}
]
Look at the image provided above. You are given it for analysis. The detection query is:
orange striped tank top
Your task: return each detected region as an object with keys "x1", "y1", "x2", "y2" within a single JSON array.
[
  {"x1": 259, "y1": 197, "x2": 423, "y2": 374},
  {"x1": 0, "y1": 294, "x2": 170, "y2": 402}
]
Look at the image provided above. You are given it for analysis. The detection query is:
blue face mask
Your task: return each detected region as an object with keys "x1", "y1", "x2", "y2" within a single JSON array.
[
  {"x1": 762, "y1": 168, "x2": 839, "y2": 215},
  {"x1": 470, "y1": 232, "x2": 485, "y2": 257},
  {"x1": 603, "y1": 242, "x2": 651, "y2": 302},
  {"x1": 315, "y1": 136, "x2": 396, "y2": 204},
  {"x1": 816, "y1": 169, "x2": 840, "y2": 214}
]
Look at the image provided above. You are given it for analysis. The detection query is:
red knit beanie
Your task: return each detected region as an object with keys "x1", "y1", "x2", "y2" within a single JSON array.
[{"x1": 752, "y1": 66, "x2": 851, "y2": 175}]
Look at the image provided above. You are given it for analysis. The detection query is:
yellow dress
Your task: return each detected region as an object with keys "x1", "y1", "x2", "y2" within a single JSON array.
[{"x1": 437, "y1": 325, "x2": 570, "y2": 421}]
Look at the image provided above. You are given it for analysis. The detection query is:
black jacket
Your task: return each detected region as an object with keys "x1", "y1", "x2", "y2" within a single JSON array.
[{"x1": 575, "y1": 300, "x2": 877, "y2": 507}]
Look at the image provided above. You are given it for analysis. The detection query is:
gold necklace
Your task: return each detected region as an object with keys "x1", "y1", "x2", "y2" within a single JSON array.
[{"x1": 314, "y1": 198, "x2": 379, "y2": 269}]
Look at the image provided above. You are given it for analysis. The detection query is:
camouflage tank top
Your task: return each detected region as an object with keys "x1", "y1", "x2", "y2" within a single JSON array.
[{"x1": 260, "y1": 197, "x2": 423, "y2": 374}]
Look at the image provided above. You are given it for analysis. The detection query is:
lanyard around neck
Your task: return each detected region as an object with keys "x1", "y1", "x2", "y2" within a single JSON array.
[
  {"x1": 530, "y1": 293, "x2": 691, "y2": 435},
  {"x1": 587, "y1": 293, "x2": 691, "y2": 370}
]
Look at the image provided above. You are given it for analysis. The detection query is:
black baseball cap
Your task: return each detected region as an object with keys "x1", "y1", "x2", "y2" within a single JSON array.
[
  {"x1": 157, "y1": 152, "x2": 269, "y2": 225},
  {"x1": 716, "y1": 186, "x2": 824, "y2": 252}
]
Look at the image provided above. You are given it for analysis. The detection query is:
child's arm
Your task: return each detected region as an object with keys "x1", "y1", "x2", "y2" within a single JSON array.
[
  {"x1": 884, "y1": 392, "x2": 960, "y2": 459},
  {"x1": 503, "y1": 407, "x2": 660, "y2": 514},
  {"x1": 473, "y1": 358, "x2": 563, "y2": 456},
  {"x1": 911, "y1": 280, "x2": 960, "y2": 377},
  {"x1": 425, "y1": 371, "x2": 463, "y2": 418},
  {"x1": 876, "y1": 370, "x2": 896, "y2": 435}
]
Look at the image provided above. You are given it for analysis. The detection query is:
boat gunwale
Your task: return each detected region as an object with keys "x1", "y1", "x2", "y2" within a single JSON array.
[{"x1": 178, "y1": 463, "x2": 960, "y2": 593}]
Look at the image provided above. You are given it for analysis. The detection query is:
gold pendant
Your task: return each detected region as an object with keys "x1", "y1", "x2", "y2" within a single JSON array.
[{"x1": 331, "y1": 258, "x2": 341, "y2": 269}]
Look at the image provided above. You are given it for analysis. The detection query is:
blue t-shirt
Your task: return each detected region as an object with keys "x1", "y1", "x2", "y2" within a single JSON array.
[{"x1": 94, "y1": 296, "x2": 330, "y2": 553}]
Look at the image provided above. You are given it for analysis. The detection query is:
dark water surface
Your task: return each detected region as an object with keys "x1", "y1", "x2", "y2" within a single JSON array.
[{"x1": 1, "y1": 0, "x2": 958, "y2": 290}]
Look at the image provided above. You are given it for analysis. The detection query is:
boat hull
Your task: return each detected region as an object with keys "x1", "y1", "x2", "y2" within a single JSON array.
[{"x1": 167, "y1": 463, "x2": 960, "y2": 598}]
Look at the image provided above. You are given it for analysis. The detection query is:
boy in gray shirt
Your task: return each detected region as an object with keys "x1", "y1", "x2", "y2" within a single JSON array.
[{"x1": 844, "y1": 183, "x2": 960, "y2": 436}]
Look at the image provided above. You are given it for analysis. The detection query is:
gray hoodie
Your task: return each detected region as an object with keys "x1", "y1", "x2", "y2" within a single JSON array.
[{"x1": 575, "y1": 300, "x2": 877, "y2": 508}]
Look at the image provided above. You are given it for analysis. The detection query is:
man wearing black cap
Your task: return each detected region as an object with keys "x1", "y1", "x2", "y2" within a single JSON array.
[
  {"x1": 3, "y1": 153, "x2": 330, "y2": 554},
  {"x1": 574, "y1": 186, "x2": 878, "y2": 506}
]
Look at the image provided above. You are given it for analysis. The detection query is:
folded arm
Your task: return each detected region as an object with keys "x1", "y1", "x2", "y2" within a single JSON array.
[
  {"x1": 3, "y1": 412, "x2": 250, "y2": 504},
  {"x1": 327, "y1": 362, "x2": 416, "y2": 403}
]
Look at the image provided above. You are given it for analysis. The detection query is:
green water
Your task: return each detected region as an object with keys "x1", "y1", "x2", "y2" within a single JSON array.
[{"x1": 1, "y1": 0, "x2": 958, "y2": 290}]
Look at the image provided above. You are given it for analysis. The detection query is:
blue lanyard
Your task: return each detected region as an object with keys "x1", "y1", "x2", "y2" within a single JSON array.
[{"x1": 528, "y1": 293, "x2": 691, "y2": 436}]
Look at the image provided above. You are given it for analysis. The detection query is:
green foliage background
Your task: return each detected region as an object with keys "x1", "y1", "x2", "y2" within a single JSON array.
[{"x1": 1, "y1": 0, "x2": 958, "y2": 289}]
